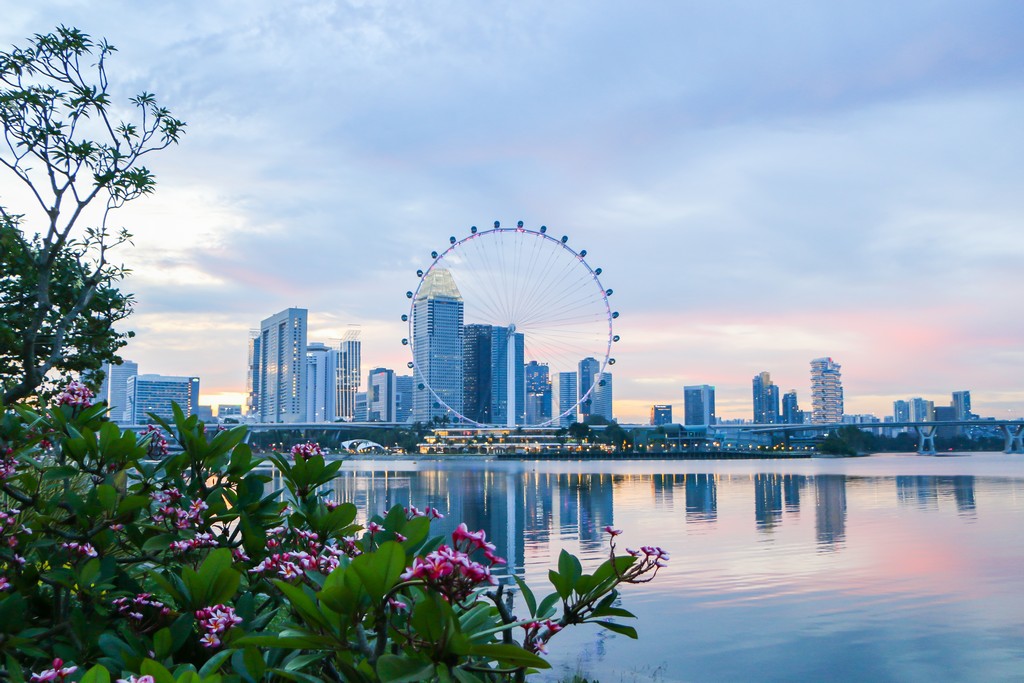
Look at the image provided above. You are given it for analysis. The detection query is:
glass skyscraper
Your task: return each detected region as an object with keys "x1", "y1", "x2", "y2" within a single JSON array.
[
  {"x1": 413, "y1": 269, "x2": 464, "y2": 423},
  {"x1": 259, "y1": 308, "x2": 308, "y2": 423},
  {"x1": 810, "y1": 357, "x2": 843, "y2": 423}
]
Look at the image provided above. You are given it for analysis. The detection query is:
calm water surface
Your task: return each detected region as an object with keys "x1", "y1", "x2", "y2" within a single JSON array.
[{"x1": 322, "y1": 453, "x2": 1024, "y2": 682}]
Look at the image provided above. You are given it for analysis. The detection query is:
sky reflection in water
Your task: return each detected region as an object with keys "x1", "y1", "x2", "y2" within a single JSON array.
[{"x1": 319, "y1": 454, "x2": 1024, "y2": 682}]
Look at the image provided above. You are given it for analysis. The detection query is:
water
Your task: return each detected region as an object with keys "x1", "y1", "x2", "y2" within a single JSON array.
[{"x1": 322, "y1": 453, "x2": 1024, "y2": 682}]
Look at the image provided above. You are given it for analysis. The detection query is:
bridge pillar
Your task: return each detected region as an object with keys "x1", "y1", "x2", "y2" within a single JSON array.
[
  {"x1": 915, "y1": 425, "x2": 938, "y2": 455},
  {"x1": 1002, "y1": 424, "x2": 1024, "y2": 454}
]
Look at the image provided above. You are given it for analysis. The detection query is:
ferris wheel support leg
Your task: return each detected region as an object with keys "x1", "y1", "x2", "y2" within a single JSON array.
[{"x1": 507, "y1": 327, "x2": 516, "y2": 428}]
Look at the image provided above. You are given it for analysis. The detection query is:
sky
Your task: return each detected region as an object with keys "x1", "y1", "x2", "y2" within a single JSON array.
[{"x1": 3, "y1": 1, "x2": 1023, "y2": 422}]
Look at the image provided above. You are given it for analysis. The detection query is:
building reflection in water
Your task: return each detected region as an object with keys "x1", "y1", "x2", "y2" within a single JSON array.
[
  {"x1": 814, "y1": 475, "x2": 847, "y2": 550},
  {"x1": 685, "y1": 473, "x2": 717, "y2": 523},
  {"x1": 896, "y1": 475, "x2": 976, "y2": 517},
  {"x1": 754, "y1": 473, "x2": 783, "y2": 531},
  {"x1": 783, "y1": 474, "x2": 805, "y2": 513}
]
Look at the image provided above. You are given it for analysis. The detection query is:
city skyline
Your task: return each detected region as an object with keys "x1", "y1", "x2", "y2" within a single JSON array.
[{"x1": 2, "y1": 4, "x2": 1023, "y2": 422}]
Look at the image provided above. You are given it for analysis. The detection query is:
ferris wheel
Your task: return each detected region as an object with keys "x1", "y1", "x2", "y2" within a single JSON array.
[{"x1": 403, "y1": 221, "x2": 618, "y2": 427}]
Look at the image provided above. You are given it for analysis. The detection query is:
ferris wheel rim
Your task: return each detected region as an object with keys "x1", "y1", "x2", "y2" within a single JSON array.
[{"x1": 405, "y1": 222, "x2": 615, "y2": 427}]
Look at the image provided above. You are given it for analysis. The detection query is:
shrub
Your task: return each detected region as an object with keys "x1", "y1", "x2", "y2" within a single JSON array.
[{"x1": 0, "y1": 386, "x2": 666, "y2": 682}]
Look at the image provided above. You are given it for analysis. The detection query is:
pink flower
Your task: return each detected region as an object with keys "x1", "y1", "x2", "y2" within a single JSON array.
[
  {"x1": 56, "y1": 381, "x2": 93, "y2": 408},
  {"x1": 603, "y1": 526, "x2": 622, "y2": 536},
  {"x1": 117, "y1": 676, "x2": 156, "y2": 683},
  {"x1": 30, "y1": 659, "x2": 78, "y2": 682},
  {"x1": 290, "y1": 442, "x2": 322, "y2": 460}
]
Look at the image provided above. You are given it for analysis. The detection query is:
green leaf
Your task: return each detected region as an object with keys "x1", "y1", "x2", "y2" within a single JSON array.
[
  {"x1": 139, "y1": 659, "x2": 176, "y2": 683},
  {"x1": 592, "y1": 620, "x2": 638, "y2": 638},
  {"x1": 198, "y1": 648, "x2": 234, "y2": 676},
  {"x1": 376, "y1": 654, "x2": 435, "y2": 683},
  {"x1": 154, "y1": 627, "x2": 172, "y2": 659},
  {"x1": 273, "y1": 581, "x2": 330, "y2": 629},
  {"x1": 468, "y1": 643, "x2": 550, "y2": 669},
  {"x1": 557, "y1": 549, "x2": 582, "y2": 591},
  {"x1": 514, "y1": 576, "x2": 537, "y2": 617},
  {"x1": 536, "y1": 592, "x2": 560, "y2": 619},
  {"x1": 96, "y1": 484, "x2": 117, "y2": 512},
  {"x1": 79, "y1": 665, "x2": 111, "y2": 683},
  {"x1": 350, "y1": 541, "x2": 405, "y2": 600},
  {"x1": 283, "y1": 652, "x2": 327, "y2": 672},
  {"x1": 42, "y1": 465, "x2": 79, "y2": 480}
]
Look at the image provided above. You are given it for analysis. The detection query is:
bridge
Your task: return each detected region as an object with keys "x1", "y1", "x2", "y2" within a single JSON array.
[{"x1": 706, "y1": 420, "x2": 1024, "y2": 455}]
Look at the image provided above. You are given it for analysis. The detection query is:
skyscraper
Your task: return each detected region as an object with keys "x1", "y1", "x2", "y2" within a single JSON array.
[
  {"x1": 259, "y1": 308, "x2": 308, "y2": 423},
  {"x1": 810, "y1": 357, "x2": 843, "y2": 424},
  {"x1": 684, "y1": 385, "x2": 716, "y2": 426},
  {"x1": 952, "y1": 391, "x2": 972, "y2": 421},
  {"x1": 591, "y1": 372, "x2": 613, "y2": 422},
  {"x1": 462, "y1": 324, "x2": 524, "y2": 425},
  {"x1": 245, "y1": 330, "x2": 260, "y2": 418},
  {"x1": 125, "y1": 374, "x2": 199, "y2": 424},
  {"x1": 525, "y1": 361, "x2": 552, "y2": 425},
  {"x1": 305, "y1": 342, "x2": 337, "y2": 423},
  {"x1": 782, "y1": 390, "x2": 803, "y2": 424},
  {"x1": 336, "y1": 331, "x2": 361, "y2": 421},
  {"x1": 100, "y1": 360, "x2": 138, "y2": 424},
  {"x1": 367, "y1": 367, "x2": 396, "y2": 422},
  {"x1": 553, "y1": 372, "x2": 578, "y2": 427},
  {"x1": 578, "y1": 357, "x2": 600, "y2": 422},
  {"x1": 893, "y1": 399, "x2": 910, "y2": 422},
  {"x1": 910, "y1": 397, "x2": 933, "y2": 422},
  {"x1": 395, "y1": 375, "x2": 413, "y2": 423},
  {"x1": 752, "y1": 371, "x2": 780, "y2": 424},
  {"x1": 412, "y1": 269, "x2": 464, "y2": 423}
]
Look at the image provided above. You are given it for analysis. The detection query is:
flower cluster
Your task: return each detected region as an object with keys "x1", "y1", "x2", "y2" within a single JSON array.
[
  {"x1": 603, "y1": 526, "x2": 670, "y2": 583},
  {"x1": 59, "y1": 542, "x2": 98, "y2": 559},
  {"x1": 405, "y1": 505, "x2": 445, "y2": 520},
  {"x1": 0, "y1": 508, "x2": 27, "y2": 548},
  {"x1": 56, "y1": 381, "x2": 93, "y2": 408},
  {"x1": 29, "y1": 659, "x2": 78, "y2": 682},
  {"x1": 169, "y1": 533, "x2": 218, "y2": 554},
  {"x1": 116, "y1": 676, "x2": 156, "y2": 683},
  {"x1": 291, "y1": 442, "x2": 322, "y2": 460},
  {"x1": 195, "y1": 604, "x2": 242, "y2": 649},
  {"x1": 141, "y1": 425, "x2": 169, "y2": 457},
  {"x1": 112, "y1": 593, "x2": 172, "y2": 631},
  {"x1": 400, "y1": 524, "x2": 504, "y2": 602},
  {"x1": 0, "y1": 448, "x2": 16, "y2": 480},
  {"x1": 521, "y1": 618, "x2": 563, "y2": 654},
  {"x1": 151, "y1": 489, "x2": 207, "y2": 530}
]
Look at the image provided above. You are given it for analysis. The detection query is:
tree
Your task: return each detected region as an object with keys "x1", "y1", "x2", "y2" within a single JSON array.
[{"x1": 0, "y1": 26, "x2": 184, "y2": 405}]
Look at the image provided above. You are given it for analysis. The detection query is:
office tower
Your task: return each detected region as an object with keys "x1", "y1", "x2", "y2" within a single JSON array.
[
  {"x1": 553, "y1": 372, "x2": 578, "y2": 427},
  {"x1": 810, "y1": 357, "x2": 843, "y2": 424},
  {"x1": 462, "y1": 324, "x2": 525, "y2": 425},
  {"x1": 910, "y1": 397, "x2": 934, "y2": 422},
  {"x1": 578, "y1": 357, "x2": 600, "y2": 422},
  {"x1": 334, "y1": 331, "x2": 361, "y2": 421},
  {"x1": 125, "y1": 374, "x2": 200, "y2": 424},
  {"x1": 258, "y1": 308, "x2": 308, "y2": 423},
  {"x1": 752, "y1": 371, "x2": 780, "y2": 424},
  {"x1": 684, "y1": 385, "x2": 716, "y2": 426},
  {"x1": 245, "y1": 330, "x2": 260, "y2": 418},
  {"x1": 893, "y1": 399, "x2": 910, "y2": 422},
  {"x1": 367, "y1": 368, "x2": 396, "y2": 422},
  {"x1": 412, "y1": 269, "x2": 464, "y2": 423},
  {"x1": 305, "y1": 342, "x2": 337, "y2": 423},
  {"x1": 395, "y1": 375, "x2": 413, "y2": 423},
  {"x1": 952, "y1": 391, "x2": 972, "y2": 421},
  {"x1": 100, "y1": 360, "x2": 138, "y2": 424},
  {"x1": 525, "y1": 361, "x2": 552, "y2": 425},
  {"x1": 782, "y1": 390, "x2": 803, "y2": 424},
  {"x1": 650, "y1": 404, "x2": 672, "y2": 426},
  {"x1": 354, "y1": 392, "x2": 367, "y2": 422},
  {"x1": 592, "y1": 372, "x2": 613, "y2": 422}
]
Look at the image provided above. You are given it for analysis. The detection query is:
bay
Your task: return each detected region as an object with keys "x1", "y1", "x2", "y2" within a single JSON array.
[{"x1": 310, "y1": 453, "x2": 1024, "y2": 682}]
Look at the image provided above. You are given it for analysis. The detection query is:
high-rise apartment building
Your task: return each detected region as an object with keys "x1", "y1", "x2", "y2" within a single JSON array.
[
  {"x1": 412, "y1": 269, "x2": 464, "y2": 423},
  {"x1": 395, "y1": 375, "x2": 413, "y2": 423},
  {"x1": 577, "y1": 357, "x2": 600, "y2": 422},
  {"x1": 305, "y1": 342, "x2": 337, "y2": 423},
  {"x1": 810, "y1": 357, "x2": 843, "y2": 423},
  {"x1": 259, "y1": 308, "x2": 308, "y2": 423},
  {"x1": 336, "y1": 332, "x2": 361, "y2": 421},
  {"x1": 910, "y1": 397, "x2": 934, "y2": 422},
  {"x1": 650, "y1": 404, "x2": 672, "y2": 426},
  {"x1": 553, "y1": 372, "x2": 578, "y2": 427},
  {"x1": 952, "y1": 391, "x2": 972, "y2": 421},
  {"x1": 525, "y1": 361, "x2": 552, "y2": 425},
  {"x1": 684, "y1": 385, "x2": 716, "y2": 426},
  {"x1": 893, "y1": 399, "x2": 910, "y2": 423},
  {"x1": 782, "y1": 390, "x2": 803, "y2": 424},
  {"x1": 246, "y1": 330, "x2": 260, "y2": 418},
  {"x1": 367, "y1": 368, "x2": 396, "y2": 422},
  {"x1": 752, "y1": 371, "x2": 780, "y2": 424},
  {"x1": 125, "y1": 374, "x2": 199, "y2": 425}
]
